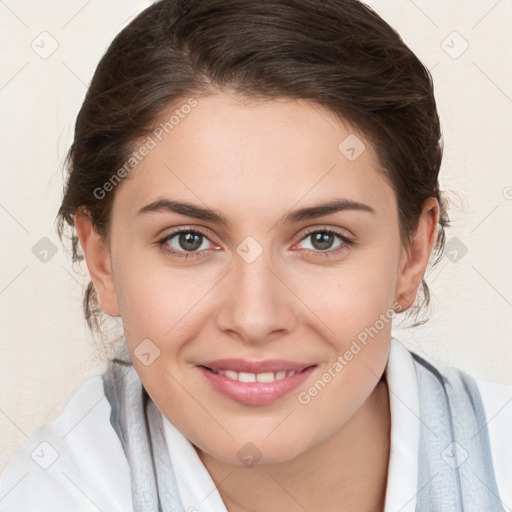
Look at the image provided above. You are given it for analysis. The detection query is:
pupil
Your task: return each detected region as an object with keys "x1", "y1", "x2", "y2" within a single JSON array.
[
  {"x1": 312, "y1": 232, "x2": 333, "y2": 250},
  {"x1": 180, "y1": 232, "x2": 202, "y2": 251}
]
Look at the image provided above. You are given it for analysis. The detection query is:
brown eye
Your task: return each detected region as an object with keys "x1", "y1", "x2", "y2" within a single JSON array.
[
  {"x1": 298, "y1": 230, "x2": 351, "y2": 252},
  {"x1": 159, "y1": 229, "x2": 215, "y2": 258},
  {"x1": 310, "y1": 232, "x2": 337, "y2": 250},
  {"x1": 177, "y1": 232, "x2": 204, "y2": 251}
]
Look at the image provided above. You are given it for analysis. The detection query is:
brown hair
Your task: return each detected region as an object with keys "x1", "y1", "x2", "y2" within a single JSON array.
[{"x1": 56, "y1": 0, "x2": 449, "y2": 339}]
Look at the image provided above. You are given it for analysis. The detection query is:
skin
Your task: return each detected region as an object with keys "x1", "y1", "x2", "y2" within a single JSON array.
[{"x1": 75, "y1": 91, "x2": 439, "y2": 511}]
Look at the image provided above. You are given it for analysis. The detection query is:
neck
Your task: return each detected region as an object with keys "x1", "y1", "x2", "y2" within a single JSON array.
[{"x1": 197, "y1": 376, "x2": 391, "y2": 512}]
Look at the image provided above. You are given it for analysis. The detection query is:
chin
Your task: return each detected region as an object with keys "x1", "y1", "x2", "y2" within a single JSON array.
[{"x1": 197, "y1": 429, "x2": 315, "y2": 467}]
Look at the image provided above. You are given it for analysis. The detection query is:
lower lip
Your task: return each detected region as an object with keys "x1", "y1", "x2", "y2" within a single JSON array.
[{"x1": 197, "y1": 366, "x2": 316, "y2": 406}]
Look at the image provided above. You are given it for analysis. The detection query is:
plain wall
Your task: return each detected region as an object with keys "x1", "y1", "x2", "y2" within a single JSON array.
[{"x1": 1, "y1": 0, "x2": 511, "y2": 472}]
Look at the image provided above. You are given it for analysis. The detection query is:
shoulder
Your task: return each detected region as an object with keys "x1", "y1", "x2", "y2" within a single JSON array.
[
  {"x1": 0, "y1": 375, "x2": 133, "y2": 512},
  {"x1": 419, "y1": 350, "x2": 512, "y2": 505},
  {"x1": 473, "y1": 374, "x2": 512, "y2": 507},
  {"x1": 390, "y1": 338, "x2": 512, "y2": 506}
]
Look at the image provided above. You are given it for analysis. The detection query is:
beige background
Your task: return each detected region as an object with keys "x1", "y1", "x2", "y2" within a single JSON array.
[{"x1": 1, "y1": 0, "x2": 511, "y2": 472}]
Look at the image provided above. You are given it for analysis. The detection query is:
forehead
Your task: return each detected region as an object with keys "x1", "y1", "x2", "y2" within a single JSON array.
[{"x1": 111, "y1": 92, "x2": 396, "y2": 224}]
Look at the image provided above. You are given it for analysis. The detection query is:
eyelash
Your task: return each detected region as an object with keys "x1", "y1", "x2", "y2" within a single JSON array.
[{"x1": 157, "y1": 227, "x2": 354, "y2": 260}]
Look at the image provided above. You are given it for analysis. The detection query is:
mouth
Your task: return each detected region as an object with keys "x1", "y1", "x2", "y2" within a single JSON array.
[{"x1": 196, "y1": 359, "x2": 317, "y2": 406}]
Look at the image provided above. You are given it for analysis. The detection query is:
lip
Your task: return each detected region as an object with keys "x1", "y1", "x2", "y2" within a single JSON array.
[{"x1": 197, "y1": 359, "x2": 317, "y2": 406}]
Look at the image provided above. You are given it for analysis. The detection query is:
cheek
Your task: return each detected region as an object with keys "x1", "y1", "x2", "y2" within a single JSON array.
[
  {"x1": 293, "y1": 270, "x2": 395, "y2": 444},
  {"x1": 112, "y1": 250, "x2": 205, "y2": 343},
  {"x1": 289, "y1": 248, "x2": 397, "y2": 403},
  {"x1": 292, "y1": 251, "x2": 399, "y2": 340}
]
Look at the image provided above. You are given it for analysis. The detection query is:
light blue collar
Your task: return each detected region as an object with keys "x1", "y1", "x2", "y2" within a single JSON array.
[{"x1": 412, "y1": 352, "x2": 504, "y2": 511}]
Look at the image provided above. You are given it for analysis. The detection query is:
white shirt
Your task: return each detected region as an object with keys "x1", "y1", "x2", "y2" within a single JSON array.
[{"x1": 1, "y1": 338, "x2": 511, "y2": 511}]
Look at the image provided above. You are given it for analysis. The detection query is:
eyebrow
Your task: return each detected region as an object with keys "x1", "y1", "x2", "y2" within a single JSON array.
[{"x1": 136, "y1": 198, "x2": 375, "y2": 227}]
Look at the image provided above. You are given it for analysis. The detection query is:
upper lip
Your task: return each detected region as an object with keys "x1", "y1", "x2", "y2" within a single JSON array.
[{"x1": 198, "y1": 359, "x2": 315, "y2": 373}]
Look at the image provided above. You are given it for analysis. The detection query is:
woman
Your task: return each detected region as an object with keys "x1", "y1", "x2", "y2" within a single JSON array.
[{"x1": 1, "y1": 0, "x2": 510, "y2": 510}]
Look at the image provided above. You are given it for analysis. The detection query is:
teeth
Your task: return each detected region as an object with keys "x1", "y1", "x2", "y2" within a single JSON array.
[
  {"x1": 256, "y1": 372, "x2": 275, "y2": 383},
  {"x1": 239, "y1": 372, "x2": 256, "y2": 383},
  {"x1": 213, "y1": 369, "x2": 299, "y2": 382}
]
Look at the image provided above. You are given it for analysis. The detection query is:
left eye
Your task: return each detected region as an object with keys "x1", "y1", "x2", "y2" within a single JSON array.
[
  {"x1": 296, "y1": 230, "x2": 352, "y2": 252},
  {"x1": 160, "y1": 230, "x2": 214, "y2": 254}
]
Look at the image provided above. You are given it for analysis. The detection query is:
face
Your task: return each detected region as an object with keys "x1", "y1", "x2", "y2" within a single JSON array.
[{"x1": 79, "y1": 91, "x2": 436, "y2": 465}]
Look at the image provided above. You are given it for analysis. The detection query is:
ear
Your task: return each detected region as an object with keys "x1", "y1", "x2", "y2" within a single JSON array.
[
  {"x1": 74, "y1": 210, "x2": 120, "y2": 317},
  {"x1": 394, "y1": 197, "x2": 440, "y2": 312}
]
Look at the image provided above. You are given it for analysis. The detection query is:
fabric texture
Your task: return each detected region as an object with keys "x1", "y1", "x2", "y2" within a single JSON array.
[
  {"x1": 102, "y1": 360, "x2": 186, "y2": 512},
  {"x1": 412, "y1": 353, "x2": 504, "y2": 511},
  {"x1": 101, "y1": 348, "x2": 505, "y2": 512}
]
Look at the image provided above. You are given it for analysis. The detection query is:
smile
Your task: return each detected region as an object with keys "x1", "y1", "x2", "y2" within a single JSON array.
[{"x1": 197, "y1": 360, "x2": 317, "y2": 406}]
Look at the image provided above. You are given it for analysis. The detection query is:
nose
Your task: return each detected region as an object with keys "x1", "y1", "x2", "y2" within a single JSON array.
[{"x1": 215, "y1": 245, "x2": 298, "y2": 345}]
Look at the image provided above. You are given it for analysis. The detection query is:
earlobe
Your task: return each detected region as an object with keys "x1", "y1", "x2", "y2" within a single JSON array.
[
  {"x1": 74, "y1": 211, "x2": 120, "y2": 317},
  {"x1": 394, "y1": 197, "x2": 440, "y2": 312}
]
